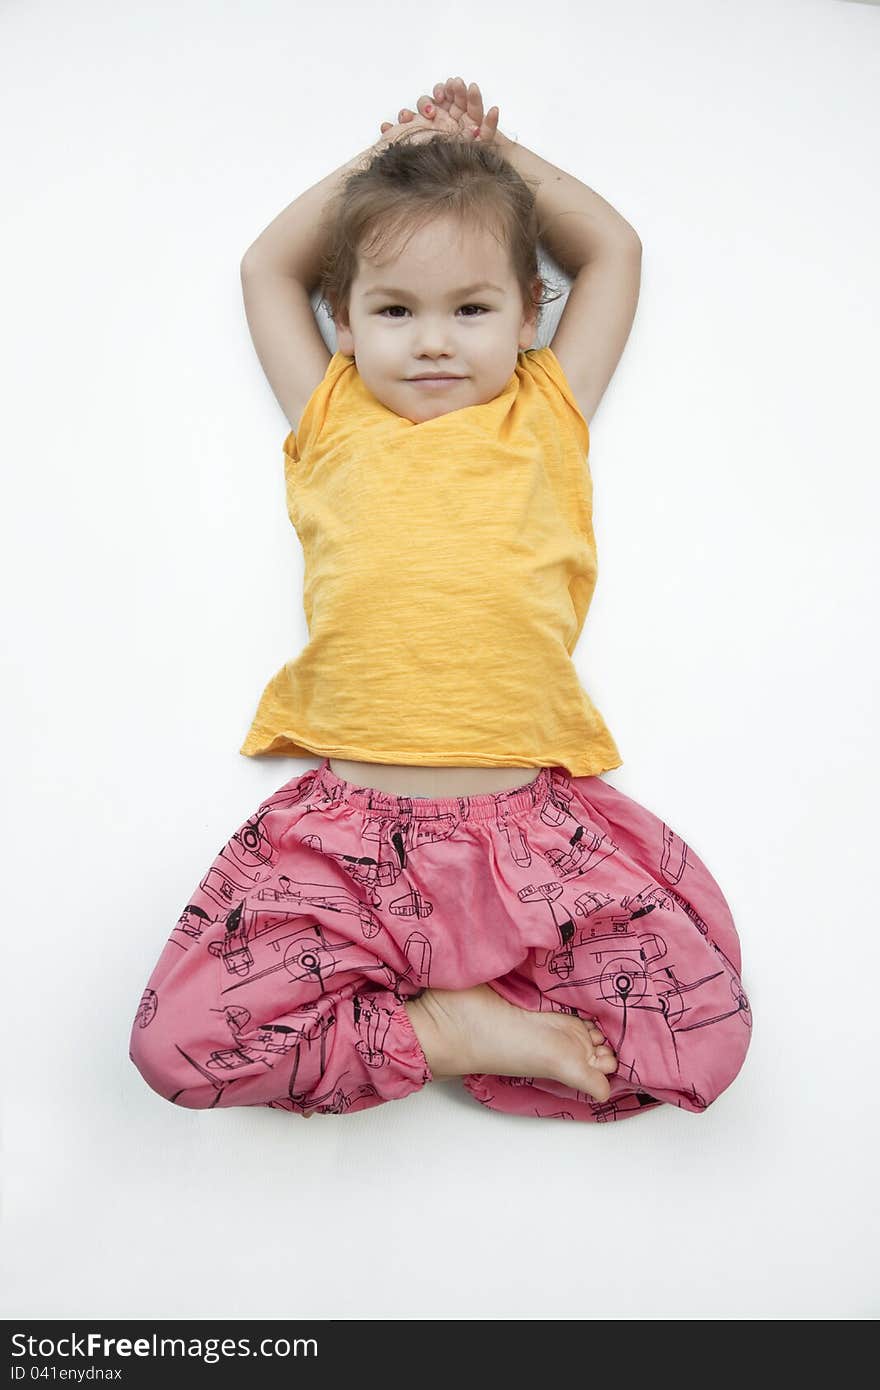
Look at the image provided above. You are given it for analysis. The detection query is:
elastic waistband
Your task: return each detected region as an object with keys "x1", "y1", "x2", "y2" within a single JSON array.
[{"x1": 312, "y1": 758, "x2": 554, "y2": 824}]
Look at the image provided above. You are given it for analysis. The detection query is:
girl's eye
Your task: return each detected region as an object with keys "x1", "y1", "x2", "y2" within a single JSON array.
[{"x1": 377, "y1": 304, "x2": 489, "y2": 318}]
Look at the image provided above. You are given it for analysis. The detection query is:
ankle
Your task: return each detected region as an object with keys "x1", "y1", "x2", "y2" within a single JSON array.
[{"x1": 404, "y1": 990, "x2": 465, "y2": 1079}]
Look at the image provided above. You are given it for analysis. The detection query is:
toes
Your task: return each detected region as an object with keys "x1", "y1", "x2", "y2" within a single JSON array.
[
  {"x1": 594, "y1": 1053, "x2": 618, "y2": 1073},
  {"x1": 583, "y1": 1022, "x2": 618, "y2": 1071}
]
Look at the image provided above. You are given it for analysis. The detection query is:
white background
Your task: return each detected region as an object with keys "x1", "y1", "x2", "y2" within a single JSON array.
[{"x1": 2, "y1": 0, "x2": 878, "y2": 1321}]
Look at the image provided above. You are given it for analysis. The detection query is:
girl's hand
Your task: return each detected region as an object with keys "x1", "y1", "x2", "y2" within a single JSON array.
[
  {"x1": 376, "y1": 110, "x2": 457, "y2": 149},
  {"x1": 429, "y1": 77, "x2": 501, "y2": 143},
  {"x1": 379, "y1": 77, "x2": 500, "y2": 145}
]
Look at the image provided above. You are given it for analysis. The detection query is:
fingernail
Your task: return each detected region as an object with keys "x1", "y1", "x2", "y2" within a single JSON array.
[{"x1": 425, "y1": 103, "x2": 434, "y2": 114}]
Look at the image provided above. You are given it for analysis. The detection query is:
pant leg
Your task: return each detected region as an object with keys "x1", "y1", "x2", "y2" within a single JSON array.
[
  {"x1": 128, "y1": 767, "x2": 433, "y2": 1117},
  {"x1": 461, "y1": 769, "x2": 752, "y2": 1122}
]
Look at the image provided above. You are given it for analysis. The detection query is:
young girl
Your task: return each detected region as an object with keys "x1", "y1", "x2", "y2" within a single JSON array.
[{"x1": 129, "y1": 78, "x2": 752, "y2": 1123}]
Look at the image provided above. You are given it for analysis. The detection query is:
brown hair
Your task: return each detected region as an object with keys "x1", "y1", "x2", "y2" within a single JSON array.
[{"x1": 316, "y1": 130, "x2": 565, "y2": 331}]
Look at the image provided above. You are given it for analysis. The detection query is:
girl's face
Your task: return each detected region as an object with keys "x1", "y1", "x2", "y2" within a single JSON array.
[{"x1": 336, "y1": 215, "x2": 540, "y2": 424}]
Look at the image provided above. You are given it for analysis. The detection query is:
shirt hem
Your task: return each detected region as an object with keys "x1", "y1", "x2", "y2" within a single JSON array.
[{"x1": 239, "y1": 726, "x2": 623, "y2": 778}]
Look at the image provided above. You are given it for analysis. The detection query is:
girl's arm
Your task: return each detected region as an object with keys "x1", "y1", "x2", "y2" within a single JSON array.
[
  {"x1": 493, "y1": 129, "x2": 640, "y2": 270},
  {"x1": 492, "y1": 129, "x2": 642, "y2": 424},
  {"x1": 238, "y1": 119, "x2": 449, "y2": 432},
  {"x1": 240, "y1": 140, "x2": 390, "y2": 433}
]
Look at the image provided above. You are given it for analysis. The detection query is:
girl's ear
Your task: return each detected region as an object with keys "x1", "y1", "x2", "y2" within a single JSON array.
[
  {"x1": 519, "y1": 278, "x2": 542, "y2": 343},
  {"x1": 335, "y1": 318, "x2": 354, "y2": 356}
]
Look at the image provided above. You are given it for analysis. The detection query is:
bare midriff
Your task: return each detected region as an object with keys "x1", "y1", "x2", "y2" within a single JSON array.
[{"x1": 327, "y1": 759, "x2": 541, "y2": 797}]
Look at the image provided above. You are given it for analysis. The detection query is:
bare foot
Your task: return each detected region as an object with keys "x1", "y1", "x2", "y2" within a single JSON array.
[{"x1": 405, "y1": 983, "x2": 618, "y2": 1103}]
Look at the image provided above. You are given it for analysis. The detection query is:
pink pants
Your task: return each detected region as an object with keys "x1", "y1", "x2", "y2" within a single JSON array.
[{"x1": 129, "y1": 759, "x2": 752, "y2": 1122}]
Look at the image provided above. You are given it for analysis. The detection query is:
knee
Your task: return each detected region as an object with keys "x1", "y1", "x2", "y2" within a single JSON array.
[
  {"x1": 128, "y1": 1027, "x2": 176, "y2": 1106},
  {"x1": 677, "y1": 1021, "x2": 753, "y2": 1114},
  {"x1": 128, "y1": 1011, "x2": 217, "y2": 1110}
]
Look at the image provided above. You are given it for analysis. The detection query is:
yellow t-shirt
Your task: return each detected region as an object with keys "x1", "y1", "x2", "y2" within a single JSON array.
[{"x1": 239, "y1": 346, "x2": 622, "y2": 777}]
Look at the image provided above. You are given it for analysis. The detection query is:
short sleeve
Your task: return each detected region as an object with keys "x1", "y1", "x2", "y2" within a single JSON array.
[
  {"x1": 521, "y1": 346, "x2": 590, "y2": 457},
  {"x1": 282, "y1": 351, "x2": 354, "y2": 467}
]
